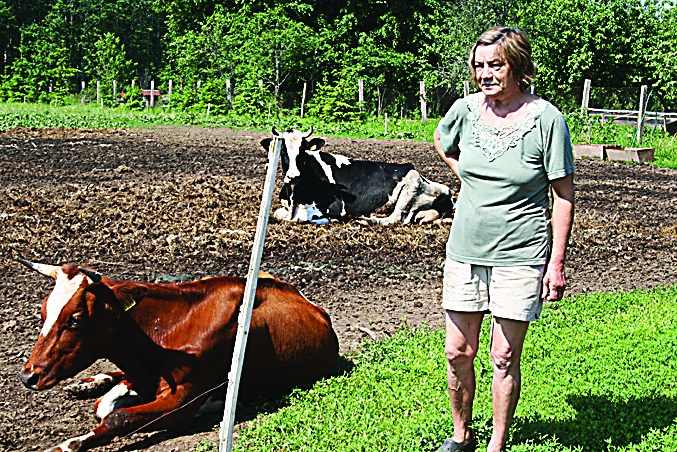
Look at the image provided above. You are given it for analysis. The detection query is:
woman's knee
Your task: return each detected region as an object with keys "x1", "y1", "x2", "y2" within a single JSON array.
[
  {"x1": 490, "y1": 345, "x2": 519, "y2": 373},
  {"x1": 445, "y1": 341, "x2": 478, "y2": 367}
]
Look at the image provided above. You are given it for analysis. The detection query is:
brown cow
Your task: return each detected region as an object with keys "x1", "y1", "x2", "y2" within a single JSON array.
[{"x1": 17, "y1": 258, "x2": 339, "y2": 452}]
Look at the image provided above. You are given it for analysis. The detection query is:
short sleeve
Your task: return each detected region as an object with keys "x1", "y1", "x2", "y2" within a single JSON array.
[
  {"x1": 543, "y1": 112, "x2": 575, "y2": 181},
  {"x1": 437, "y1": 98, "x2": 469, "y2": 157}
]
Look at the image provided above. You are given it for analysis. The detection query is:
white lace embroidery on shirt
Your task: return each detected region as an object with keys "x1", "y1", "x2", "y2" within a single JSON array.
[{"x1": 466, "y1": 94, "x2": 548, "y2": 162}]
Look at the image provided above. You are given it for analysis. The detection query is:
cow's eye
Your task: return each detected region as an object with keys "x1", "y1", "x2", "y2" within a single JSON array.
[{"x1": 68, "y1": 313, "x2": 83, "y2": 329}]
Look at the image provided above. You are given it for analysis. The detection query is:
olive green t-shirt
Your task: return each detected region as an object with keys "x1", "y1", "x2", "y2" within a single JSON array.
[{"x1": 437, "y1": 93, "x2": 575, "y2": 266}]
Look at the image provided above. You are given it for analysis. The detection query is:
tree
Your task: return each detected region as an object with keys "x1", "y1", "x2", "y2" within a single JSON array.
[
  {"x1": 1, "y1": 23, "x2": 76, "y2": 104},
  {"x1": 86, "y1": 32, "x2": 135, "y2": 105}
]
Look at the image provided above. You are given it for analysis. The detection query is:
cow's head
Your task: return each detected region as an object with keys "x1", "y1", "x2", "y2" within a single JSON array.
[
  {"x1": 260, "y1": 127, "x2": 325, "y2": 184},
  {"x1": 17, "y1": 258, "x2": 131, "y2": 390}
]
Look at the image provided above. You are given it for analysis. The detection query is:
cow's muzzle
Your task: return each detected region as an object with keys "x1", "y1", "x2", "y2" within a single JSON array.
[{"x1": 19, "y1": 370, "x2": 41, "y2": 389}]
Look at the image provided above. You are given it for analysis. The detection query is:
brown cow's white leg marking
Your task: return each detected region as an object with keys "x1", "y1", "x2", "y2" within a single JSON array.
[
  {"x1": 41, "y1": 271, "x2": 86, "y2": 337},
  {"x1": 44, "y1": 431, "x2": 94, "y2": 452},
  {"x1": 95, "y1": 382, "x2": 140, "y2": 419}
]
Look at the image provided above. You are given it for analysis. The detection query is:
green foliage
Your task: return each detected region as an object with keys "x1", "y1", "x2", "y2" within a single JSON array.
[
  {"x1": 234, "y1": 286, "x2": 677, "y2": 451},
  {"x1": 1, "y1": 24, "x2": 77, "y2": 105},
  {"x1": 567, "y1": 112, "x2": 677, "y2": 169},
  {"x1": 517, "y1": 0, "x2": 662, "y2": 111},
  {"x1": 3, "y1": 0, "x2": 677, "y2": 115},
  {"x1": 193, "y1": 439, "x2": 215, "y2": 451},
  {"x1": 231, "y1": 76, "x2": 274, "y2": 117},
  {"x1": 305, "y1": 65, "x2": 365, "y2": 122},
  {"x1": 119, "y1": 86, "x2": 145, "y2": 110},
  {"x1": 86, "y1": 33, "x2": 136, "y2": 107}
]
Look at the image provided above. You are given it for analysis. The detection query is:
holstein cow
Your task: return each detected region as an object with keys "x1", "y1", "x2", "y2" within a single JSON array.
[
  {"x1": 17, "y1": 258, "x2": 338, "y2": 452},
  {"x1": 261, "y1": 127, "x2": 454, "y2": 225}
]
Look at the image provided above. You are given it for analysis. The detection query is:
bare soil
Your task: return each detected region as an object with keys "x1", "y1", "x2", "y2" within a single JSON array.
[{"x1": 0, "y1": 126, "x2": 676, "y2": 451}]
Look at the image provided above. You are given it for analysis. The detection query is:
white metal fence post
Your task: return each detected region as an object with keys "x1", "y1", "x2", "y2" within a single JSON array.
[
  {"x1": 218, "y1": 137, "x2": 283, "y2": 452},
  {"x1": 581, "y1": 79, "x2": 591, "y2": 116}
]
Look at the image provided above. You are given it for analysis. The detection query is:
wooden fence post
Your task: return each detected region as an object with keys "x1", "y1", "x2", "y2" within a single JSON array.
[
  {"x1": 131, "y1": 80, "x2": 135, "y2": 90},
  {"x1": 581, "y1": 79, "x2": 591, "y2": 115},
  {"x1": 384, "y1": 113, "x2": 388, "y2": 135},
  {"x1": 150, "y1": 80, "x2": 155, "y2": 108},
  {"x1": 97, "y1": 80, "x2": 101, "y2": 107},
  {"x1": 376, "y1": 87, "x2": 380, "y2": 116},
  {"x1": 463, "y1": 81, "x2": 470, "y2": 98},
  {"x1": 81, "y1": 81, "x2": 86, "y2": 104},
  {"x1": 301, "y1": 82, "x2": 307, "y2": 118},
  {"x1": 226, "y1": 79, "x2": 232, "y2": 110},
  {"x1": 358, "y1": 79, "x2": 364, "y2": 112},
  {"x1": 113, "y1": 80, "x2": 117, "y2": 100},
  {"x1": 636, "y1": 84, "x2": 648, "y2": 145},
  {"x1": 420, "y1": 81, "x2": 427, "y2": 122},
  {"x1": 168, "y1": 79, "x2": 172, "y2": 108}
]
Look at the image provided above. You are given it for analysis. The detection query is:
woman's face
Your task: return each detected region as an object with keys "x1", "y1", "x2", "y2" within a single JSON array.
[{"x1": 473, "y1": 44, "x2": 519, "y2": 100}]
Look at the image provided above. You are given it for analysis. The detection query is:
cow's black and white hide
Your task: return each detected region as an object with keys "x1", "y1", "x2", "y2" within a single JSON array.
[{"x1": 261, "y1": 128, "x2": 455, "y2": 225}]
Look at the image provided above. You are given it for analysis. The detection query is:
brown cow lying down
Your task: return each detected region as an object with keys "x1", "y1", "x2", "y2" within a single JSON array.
[{"x1": 17, "y1": 258, "x2": 339, "y2": 452}]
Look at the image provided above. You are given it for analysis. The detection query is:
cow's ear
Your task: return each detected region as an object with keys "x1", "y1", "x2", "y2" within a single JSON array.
[
  {"x1": 307, "y1": 138, "x2": 325, "y2": 151},
  {"x1": 110, "y1": 284, "x2": 148, "y2": 312},
  {"x1": 260, "y1": 138, "x2": 273, "y2": 151}
]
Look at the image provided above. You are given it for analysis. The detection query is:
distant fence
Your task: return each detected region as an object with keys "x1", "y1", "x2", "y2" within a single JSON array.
[
  {"x1": 580, "y1": 79, "x2": 677, "y2": 143},
  {"x1": 76, "y1": 77, "x2": 461, "y2": 121}
]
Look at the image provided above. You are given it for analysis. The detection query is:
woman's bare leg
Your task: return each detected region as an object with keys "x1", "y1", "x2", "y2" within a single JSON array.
[
  {"x1": 445, "y1": 310, "x2": 484, "y2": 444},
  {"x1": 487, "y1": 317, "x2": 529, "y2": 451}
]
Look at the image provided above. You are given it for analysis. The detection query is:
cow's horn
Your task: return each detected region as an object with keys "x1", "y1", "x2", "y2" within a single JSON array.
[
  {"x1": 272, "y1": 126, "x2": 280, "y2": 136},
  {"x1": 17, "y1": 257, "x2": 58, "y2": 279},
  {"x1": 303, "y1": 126, "x2": 313, "y2": 138},
  {"x1": 78, "y1": 267, "x2": 102, "y2": 284}
]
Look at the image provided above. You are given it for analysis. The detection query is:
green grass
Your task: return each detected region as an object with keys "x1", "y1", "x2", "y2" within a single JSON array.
[
  {"x1": 2, "y1": 101, "x2": 676, "y2": 168},
  {"x1": 569, "y1": 114, "x2": 677, "y2": 169},
  {"x1": 0, "y1": 101, "x2": 439, "y2": 141},
  {"x1": 232, "y1": 286, "x2": 677, "y2": 451}
]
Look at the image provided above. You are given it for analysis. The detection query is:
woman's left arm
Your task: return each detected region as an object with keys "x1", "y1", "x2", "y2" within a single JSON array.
[{"x1": 542, "y1": 173, "x2": 575, "y2": 301}]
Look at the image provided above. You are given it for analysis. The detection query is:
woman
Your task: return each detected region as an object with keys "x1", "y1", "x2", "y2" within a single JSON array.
[{"x1": 433, "y1": 27, "x2": 575, "y2": 452}]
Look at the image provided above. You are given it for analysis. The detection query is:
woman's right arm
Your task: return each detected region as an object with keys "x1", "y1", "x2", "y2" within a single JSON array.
[{"x1": 434, "y1": 128, "x2": 462, "y2": 183}]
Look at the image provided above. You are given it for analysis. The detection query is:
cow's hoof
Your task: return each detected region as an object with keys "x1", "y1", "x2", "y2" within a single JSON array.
[
  {"x1": 273, "y1": 207, "x2": 292, "y2": 220},
  {"x1": 414, "y1": 209, "x2": 440, "y2": 224}
]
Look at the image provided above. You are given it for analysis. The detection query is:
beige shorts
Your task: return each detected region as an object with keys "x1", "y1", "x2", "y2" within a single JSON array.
[{"x1": 442, "y1": 258, "x2": 546, "y2": 321}]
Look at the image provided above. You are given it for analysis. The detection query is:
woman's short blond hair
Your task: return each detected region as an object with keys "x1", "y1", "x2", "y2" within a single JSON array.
[{"x1": 468, "y1": 27, "x2": 536, "y2": 92}]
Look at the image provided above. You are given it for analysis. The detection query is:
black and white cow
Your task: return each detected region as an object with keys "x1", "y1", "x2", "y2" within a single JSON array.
[{"x1": 260, "y1": 127, "x2": 454, "y2": 225}]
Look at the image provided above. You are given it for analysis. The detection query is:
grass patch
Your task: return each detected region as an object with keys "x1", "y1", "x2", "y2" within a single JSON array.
[
  {"x1": 233, "y1": 286, "x2": 677, "y2": 451},
  {"x1": 2, "y1": 102, "x2": 676, "y2": 168},
  {"x1": 0, "y1": 101, "x2": 438, "y2": 141}
]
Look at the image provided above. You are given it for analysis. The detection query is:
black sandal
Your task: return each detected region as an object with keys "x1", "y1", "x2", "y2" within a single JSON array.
[{"x1": 436, "y1": 437, "x2": 477, "y2": 452}]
